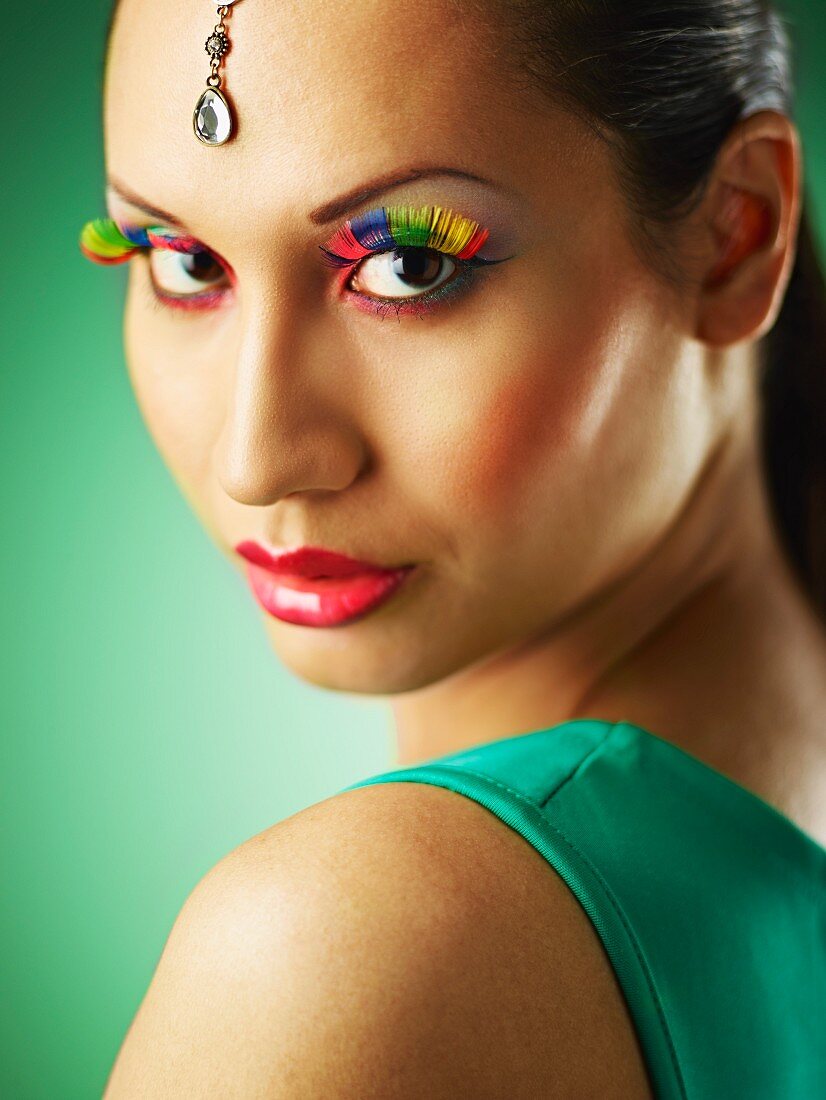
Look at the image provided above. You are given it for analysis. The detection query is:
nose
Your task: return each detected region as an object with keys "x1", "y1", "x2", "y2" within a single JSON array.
[{"x1": 215, "y1": 297, "x2": 367, "y2": 505}]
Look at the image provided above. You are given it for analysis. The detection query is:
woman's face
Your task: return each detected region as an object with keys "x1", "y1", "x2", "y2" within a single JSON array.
[{"x1": 104, "y1": 0, "x2": 712, "y2": 694}]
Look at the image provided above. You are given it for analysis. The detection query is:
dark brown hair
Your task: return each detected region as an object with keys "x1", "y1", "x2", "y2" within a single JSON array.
[{"x1": 104, "y1": 1, "x2": 826, "y2": 620}]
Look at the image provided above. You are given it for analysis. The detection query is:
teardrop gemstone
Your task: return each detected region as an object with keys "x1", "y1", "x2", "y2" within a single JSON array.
[{"x1": 194, "y1": 87, "x2": 232, "y2": 146}]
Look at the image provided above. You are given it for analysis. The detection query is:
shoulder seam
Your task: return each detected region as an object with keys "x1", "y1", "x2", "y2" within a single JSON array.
[{"x1": 538, "y1": 722, "x2": 616, "y2": 808}]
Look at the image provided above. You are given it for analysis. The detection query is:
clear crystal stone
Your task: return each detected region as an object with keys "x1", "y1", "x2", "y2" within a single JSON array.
[
  {"x1": 194, "y1": 88, "x2": 232, "y2": 146},
  {"x1": 205, "y1": 32, "x2": 228, "y2": 59}
]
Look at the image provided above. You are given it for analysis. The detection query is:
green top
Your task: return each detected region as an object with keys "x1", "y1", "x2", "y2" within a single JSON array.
[{"x1": 340, "y1": 718, "x2": 826, "y2": 1099}]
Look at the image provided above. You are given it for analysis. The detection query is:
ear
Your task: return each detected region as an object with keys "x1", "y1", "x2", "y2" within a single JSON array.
[{"x1": 695, "y1": 110, "x2": 801, "y2": 348}]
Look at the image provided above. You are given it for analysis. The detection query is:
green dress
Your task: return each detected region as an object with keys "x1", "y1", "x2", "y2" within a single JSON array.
[{"x1": 340, "y1": 718, "x2": 826, "y2": 1099}]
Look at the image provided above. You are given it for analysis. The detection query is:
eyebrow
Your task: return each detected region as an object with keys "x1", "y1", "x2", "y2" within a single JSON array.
[
  {"x1": 306, "y1": 165, "x2": 498, "y2": 225},
  {"x1": 106, "y1": 164, "x2": 504, "y2": 230},
  {"x1": 106, "y1": 178, "x2": 188, "y2": 227}
]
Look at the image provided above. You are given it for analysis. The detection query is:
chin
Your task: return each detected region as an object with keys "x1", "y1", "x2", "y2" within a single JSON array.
[{"x1": 258, "y1": 613, "x2": 478, "y2": 697}]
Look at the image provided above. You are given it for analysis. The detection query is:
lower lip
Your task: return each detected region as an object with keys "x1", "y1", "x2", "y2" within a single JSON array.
[{"x1": 243, "y1": 562, "x2": 416, "y2": 626}]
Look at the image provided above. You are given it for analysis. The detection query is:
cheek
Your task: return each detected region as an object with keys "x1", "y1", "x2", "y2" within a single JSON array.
[
  {"x1": 454, "y1": 367, "x2": 565, "y2": 519},
  {"x1": 124, "y1": 283, "x2": 224, "y2": 492},
  {"x1": 414, "y1": 262, "x2": 691, "y2": 613},
  {"x1": 440, "y1": 312, "x2": 625, "y2": 538}
]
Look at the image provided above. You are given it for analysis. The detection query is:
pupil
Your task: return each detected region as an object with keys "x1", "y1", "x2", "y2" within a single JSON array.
[
  {"x1": 183, "y1": 252, "x2": 221, "y2": 283},
  {"x1": 391, "y1": 248, "x2": 442, "y2": 287}
]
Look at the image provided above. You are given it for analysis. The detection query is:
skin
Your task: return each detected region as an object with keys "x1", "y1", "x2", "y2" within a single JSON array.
[{"x1": 101, "y1": 0, "x2": 826, "y2": 1094}]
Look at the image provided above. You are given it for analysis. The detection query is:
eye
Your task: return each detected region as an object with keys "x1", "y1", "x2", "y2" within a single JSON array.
[
  {"x1": 350, "y1": 246, "x2": 458, "y2": 300},
  {"x1": 147, "y1": 247, "x2": 230, "y2": 300}
]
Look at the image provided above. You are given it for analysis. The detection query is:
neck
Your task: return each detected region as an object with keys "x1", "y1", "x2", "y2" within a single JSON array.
[{"x1": 391, "y1": 355, "x2": 826, "y2": 783}]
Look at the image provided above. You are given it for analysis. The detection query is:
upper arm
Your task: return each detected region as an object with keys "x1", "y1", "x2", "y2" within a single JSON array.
[{"x1": 103, "y1": 781, "x2": 654, "y2": 1099}]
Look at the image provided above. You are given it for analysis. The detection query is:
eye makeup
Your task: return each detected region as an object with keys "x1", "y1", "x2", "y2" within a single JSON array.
[
  {"x1": 80, "y1": 203, "x2": 503, "y2": 267},
  {"x1": 79, "y1": 199, "x2": 515, "y2": 319},
  {"x1": 79, "y1": 217, "x2": 202, "y2": 264},
  {"x1": 80, "y1": 217, "x2": 236, "y2": 311},
  {"x1": 318, "y1": 203, "x2": 496, "y2": 267},
  {"x1": 317, "y1": 202, "x2": 512, "y2": 319}
]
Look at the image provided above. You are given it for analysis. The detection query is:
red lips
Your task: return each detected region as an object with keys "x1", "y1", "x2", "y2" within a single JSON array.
[
  {"x1": 235, "y1": 541, "x2": 395, "y2": 578},
  {"x1": 234, "y1": 541, "x2": 416, "y2": 626}
]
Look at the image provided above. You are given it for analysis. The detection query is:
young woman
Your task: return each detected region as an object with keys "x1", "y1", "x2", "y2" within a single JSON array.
[{"x1": 84, "y1": 1, "x2": 826, "y2": 1095}]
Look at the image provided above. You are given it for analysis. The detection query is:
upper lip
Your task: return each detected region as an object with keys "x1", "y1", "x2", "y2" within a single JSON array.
[{"x1": 234, "y1": 540, "x2": 409, "y2": 578}]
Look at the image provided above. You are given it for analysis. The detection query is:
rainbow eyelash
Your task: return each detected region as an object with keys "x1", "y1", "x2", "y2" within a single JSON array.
[
  {"x1": 319, "y1": 204, "x2": 491, "y2": 267},
  {"x1": 78, "y1": 205, "x2": 506, "y2": 320},
  {"x1": 80, "y1": 204, "x2": 495, "y2": 269},
  {"x1": 79, "y1": 217, "x2": 201, "y2": 264}
]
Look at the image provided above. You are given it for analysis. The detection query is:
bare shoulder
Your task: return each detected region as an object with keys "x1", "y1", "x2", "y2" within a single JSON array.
[{"x1": 103, "y1": 780, "x2": 654, "y2": 1098}]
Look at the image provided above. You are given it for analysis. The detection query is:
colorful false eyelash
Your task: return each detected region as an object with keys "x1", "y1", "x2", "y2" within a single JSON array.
[
  {"x1": 79, "y1": 218, "x2": 200, "y2": 264},
  {"x1": 319, "y1": 204, "x2": 491, "y2": 268},
  {"x1": 81, "y1": 204, "x2": 493, "y2": 269}
]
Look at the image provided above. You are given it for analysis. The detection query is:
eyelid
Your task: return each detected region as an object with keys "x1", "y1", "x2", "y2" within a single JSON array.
[
  {"x1": 79, "y1": 217, "x2": 205, "y2": 264},
  {"x1": 318, "y1": 204, "x2": 492, "y2": 268}
]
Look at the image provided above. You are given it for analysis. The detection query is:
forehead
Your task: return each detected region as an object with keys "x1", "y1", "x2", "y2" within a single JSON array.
[
  {"x1": 103, "y1": 0, "x2": 610, "y2": 250},
  {"x1": 106, "y1": 2, "x2": 505, "y2": 208}
]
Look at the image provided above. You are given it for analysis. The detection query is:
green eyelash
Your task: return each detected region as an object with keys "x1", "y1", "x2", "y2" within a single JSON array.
[{"x1": 79, "y1": 218, "x2": 200, "y2": 263}]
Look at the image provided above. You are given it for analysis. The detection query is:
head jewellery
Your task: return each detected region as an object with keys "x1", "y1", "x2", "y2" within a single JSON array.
[{"x1": 194, "y1": 2, "x2": 242, "y2": 146}]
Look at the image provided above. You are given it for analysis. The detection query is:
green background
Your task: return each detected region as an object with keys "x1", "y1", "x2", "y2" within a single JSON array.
[{"x1": 3, "y1": 2, "x2": 825, "y2": 1095}]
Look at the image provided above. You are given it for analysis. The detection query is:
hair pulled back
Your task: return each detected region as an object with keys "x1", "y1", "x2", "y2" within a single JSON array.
[{"x1": 488, "y1": 0, "x2": 826, "y2": 620}]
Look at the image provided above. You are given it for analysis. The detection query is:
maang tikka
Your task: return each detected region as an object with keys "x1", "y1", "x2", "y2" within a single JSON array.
[{"x1": 194, "y1": 1, "x2": 242, "y2": 146}]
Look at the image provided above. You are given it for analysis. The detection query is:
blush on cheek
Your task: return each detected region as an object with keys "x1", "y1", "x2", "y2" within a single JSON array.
[{"x1": 451, "y1": 340, "x2": 610, "y2": 528}]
